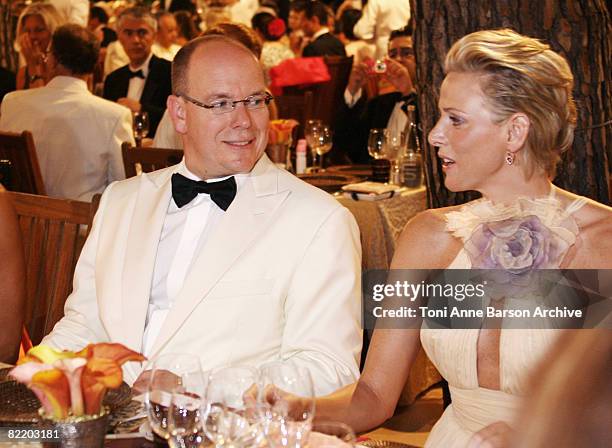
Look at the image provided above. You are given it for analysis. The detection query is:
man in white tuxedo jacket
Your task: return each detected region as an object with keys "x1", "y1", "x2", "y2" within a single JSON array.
[
  {"x1": 43, "y1": 35, "x2": 362, "y2": 395},
  {"x1": 0, "y1": 24, "x2": 131, "y2": 201}
]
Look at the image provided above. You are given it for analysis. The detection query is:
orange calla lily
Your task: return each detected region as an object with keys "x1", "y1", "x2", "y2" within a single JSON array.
[
  {"x1": 30, "y1": 369, "x2": 71, "y2": 420},
  {"x1": 76, "y1": 343, "x2": 146, "y2": 365},
  {"x1": 81, "y1": 358, "x2": 123, "y2": 416}
]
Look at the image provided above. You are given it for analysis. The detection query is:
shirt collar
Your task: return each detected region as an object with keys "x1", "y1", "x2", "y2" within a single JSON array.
[
  {"x1": 312, "y1": 27, "x2": 330, "y2": 41},
  {"x1": 129, "y1": 52, "x2": 153, "y2": 77},
  {"x1": 45, "y1": 76, "x2": 89, "y2": 93}
]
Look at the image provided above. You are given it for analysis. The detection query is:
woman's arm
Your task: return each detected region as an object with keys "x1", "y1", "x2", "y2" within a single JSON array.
[
  {"x1": 0, "y1": 186, "x2": 26, "y2": 363},
  {"x1": 312, "y1": 209, "x2": 458, "y2": 432}
]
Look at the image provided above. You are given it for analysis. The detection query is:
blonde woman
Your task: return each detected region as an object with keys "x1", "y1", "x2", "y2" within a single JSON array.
[
  {"x1": 285, "y1": 29, "x2": 612, "y2": 447},
  {"x1": 15, "y1": 3, "x2": 64, "y2": 89}
]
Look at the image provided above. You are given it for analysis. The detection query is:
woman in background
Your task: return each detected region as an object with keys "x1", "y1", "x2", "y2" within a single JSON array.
[
  {"x1": 251, "y1": 12, "x2": 294, "y2": 86},
  {"x1": 15, "y1": 3, "x2": 64, "y2": 90}
]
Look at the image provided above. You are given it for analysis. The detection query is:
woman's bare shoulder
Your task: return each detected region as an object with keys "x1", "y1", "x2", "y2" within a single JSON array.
[{"x1": 392, "y1": 206, "x2": 463, "y2": 269}]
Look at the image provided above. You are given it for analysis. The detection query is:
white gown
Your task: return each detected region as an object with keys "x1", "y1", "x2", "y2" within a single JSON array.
[{"x1": 420, "y1": 190, "x2": 587, "y2": 447}]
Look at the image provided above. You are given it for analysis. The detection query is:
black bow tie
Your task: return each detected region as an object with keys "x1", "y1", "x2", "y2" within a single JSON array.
[
  {"x1": 171, "y1": 173, "x2": 237, "y2": 211},
  {"x1": 129, "y1": 69, "x2": 145, "y2": 79}
]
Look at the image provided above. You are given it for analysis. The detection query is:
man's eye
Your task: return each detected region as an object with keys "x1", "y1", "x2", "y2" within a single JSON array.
[
  {"x1": 248, "y1": 97, "x2": 264, "y2": 106},
  {"x1": 212, "y1": 100, "x2": 231, "y2": 110}
]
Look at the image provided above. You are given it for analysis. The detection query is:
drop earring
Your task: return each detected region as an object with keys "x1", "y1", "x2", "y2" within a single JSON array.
[{"x1": 505, "y1": 151, "x2": 515, "y2": 165}]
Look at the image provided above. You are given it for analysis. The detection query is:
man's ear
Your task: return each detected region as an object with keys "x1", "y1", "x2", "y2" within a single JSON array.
[
  {"x1": 506, "y1": 112, "x2": 530, "y2": 154},
  {"x1": 166, "y1": 95, "x2": 187, "y2": 134}
]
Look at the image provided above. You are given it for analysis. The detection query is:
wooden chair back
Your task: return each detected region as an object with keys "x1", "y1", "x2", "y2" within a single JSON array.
[
  {"x1": 284, "y1": 56, "x2": 353, "y2": 127},
  {"x1": 122, "y1": 142, "x2": 183, "y2": 178},
  {"x1": 0, "y1": 131, "x2": 46, "y2": 195},
  {"x1": 275, "y1": 91, "x2": 314, "y2": 139},
  {"x1": 9, "y1": 192, "x2": 99, "y2": 345}
]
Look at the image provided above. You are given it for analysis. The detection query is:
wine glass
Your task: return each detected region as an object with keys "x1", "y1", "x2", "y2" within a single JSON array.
[
  {"x1": 133, "y1": 111, "x2": 150, "y2": 146},
  {"x1": 145, "y1": 353, "x2": 205, "y2": 443},
  {"x1": 310, "y1": 421, "x2": 356, "y2": 447},
  {"x1": 384, "y1": 129, "x2": 406, "y2": 185},
  {"x1": 168, "y1": 390, "x2": 206, "y2": 448},
  {"x1": 203, "y1": 365, "x2": 262, "y2": 447},
  {"x1": 258, "y1": 362, "x2": 315, "y2": 448},
  {"x1": 304, "y1": 119, "x2": 323, "y2": 170},
  {"x1": 367, "y1": 128, "x2": 386, "y2": 160},
  {"x1": 313, "y1": 125, "x2": 333, "y2": 171}
]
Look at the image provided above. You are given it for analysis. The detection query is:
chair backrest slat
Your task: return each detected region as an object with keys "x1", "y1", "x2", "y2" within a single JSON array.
[
  {"x1": 9, "y1": 192, "x2": 97, "y2": 345},
  {"x1": 0, "y1": 130, "x2": 46, "y2": 195},
  {"x1": 122, "y1": 142, "x2": 183, "y2": 178}
]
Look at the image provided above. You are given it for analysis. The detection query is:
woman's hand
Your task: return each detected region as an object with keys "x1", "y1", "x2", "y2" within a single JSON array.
[
  {"x1": 467, "y1": 421, "x2": 514, "y2": 448},
  {"x1": 18, "y1": 33, "x2": 44, "y2": 67},
  {"x1": 346, "y1": 61, "x2": 370, "y2": 96}
]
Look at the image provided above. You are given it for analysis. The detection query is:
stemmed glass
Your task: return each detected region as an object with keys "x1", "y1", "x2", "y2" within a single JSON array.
[
  {"x1": 133, "y1": 111, "x2": 150, "y2": 146},
  {"x1": 168, "y1": 390, "x2": 206, "y2": 448},
  {"x1": 258, "y1": 362, "x2": 315, "y2": 448},
  {"x1": 312, "y1": 125, "x2": 333, "y2": 171},
  {"x1": 367, "y1": 128, "x2": 386, "y2": 160},
  {"x1": 202, "y1": 365, "x2": 262, "y2": 447},
  {"x1": 144, "y1": 353, "x2": 205, "y2": 444},
  {"x1": 304, "y1": 119, "x2": 323, "y2": 170},
  {"x1": 384, "y1": 129, "x2": 406, "y2": 185}
]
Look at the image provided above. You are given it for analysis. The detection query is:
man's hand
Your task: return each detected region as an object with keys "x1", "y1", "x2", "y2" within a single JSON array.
[
  {"x1": 467, "y1": 421, "x2": 514, "y2": 448},
  {"x1": 117, "y1": 97, "x2": 142, "y2": 113},
  {"x1": 383, "y1": 58, "x2": 414, "y2": 96},
  {"x1": 346, "y1": 61, "x2": 371, "y2": 96}
]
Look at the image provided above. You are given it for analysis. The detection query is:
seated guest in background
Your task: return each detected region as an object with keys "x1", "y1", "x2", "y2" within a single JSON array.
[
  {"x1": 154, "y1": 22, "x2": 263, "y2": 149},
  {"x1": 0, "y1": 185, "x2": 25, "y2": 364},
  {"x1": 43, "y1": 35, "x2": 362, "y2": 394},
  {"x1": 0, "y1": 67, "x2": 16, "y2": 102},
  {"x1": 335, "y1": 7, "x2": 375, "y2": 66},
  {"x1": 287, "y1": 0, "x2": 307, "y2": 55},
  {"x1": 152, "y1": 11, "x2": 181, "y2": 61},
  {"x1": 15, "y1": 3, "x2": 64, "y2": 90},
  {"x1": 252, "y1": 12, "x2": 294, "y2": 85},
  {"x1": 0, "y1": 24, "x2": 132, "y2": 201},
  {"x1": 103, "y1": 7, "x2": 172, "y2": 136},
  {"x1": 88, "y1": 5, "x2": 117, "y2": 48},
  {"x1": 302, "y1": 0, "x2": 346, "y2": 57},
  {"x1": 335, "y1": 24, "x2": 416, "y2": 163},
  {"x1": 174, "y1": 10, "x2": 198, "y2": 46},
  {"x1": 49, "y1": 0, "x2": 89, "y2": 27}
]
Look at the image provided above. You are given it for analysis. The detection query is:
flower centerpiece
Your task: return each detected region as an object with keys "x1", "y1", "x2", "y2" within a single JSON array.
[
  {"x1": 267, "y1": 119, "x2": 299, "y2": 168},
  {"x1": 10, "y1": 343, "x2": 145, "y2": 446}
]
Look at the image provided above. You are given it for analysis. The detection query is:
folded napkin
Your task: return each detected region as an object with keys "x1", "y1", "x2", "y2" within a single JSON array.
[{"x1": 342, "y1": 182, "x2": 399, "y2": 194}]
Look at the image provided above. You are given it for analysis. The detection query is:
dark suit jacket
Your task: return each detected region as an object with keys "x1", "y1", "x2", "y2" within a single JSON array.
[
  {"x1": 334, "y1": 91, "x2": 418, "y2": 164},
  {"x1": 103, "y1": 55, "x2": 172, "y2": 136},
  {"x1": 0, "y1": 67, "x2": 16, "y2": 103},
  {"x1": 303, "y1": 32, "x2": 346, "y2": 57}
]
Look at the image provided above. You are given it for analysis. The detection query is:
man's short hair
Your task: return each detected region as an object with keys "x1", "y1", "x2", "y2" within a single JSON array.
[
  {"x1": 389, "y1": 20, "x2": 414, "y2": 41},
  {"x1": 304, "y1": 0, "x2": 328, "y2": 26},
  {"x1": 289, "y1": 0, "x2": 307, "y2": 13},
  {"x1": 89, "y1": 6, "x2": 109, "y2": 25},
  {"x1": 51, "y1": 24, "x2": 100, "y2": 75},
  {"x1": 337, "y1": 8, "x2": 361, "y2": 41},
  {"x1": 172, "y1": 35, "x2": 257, "y2": 95},
  {"x1": 116, "y1": 6, "x2": 157, "y2": 32}
]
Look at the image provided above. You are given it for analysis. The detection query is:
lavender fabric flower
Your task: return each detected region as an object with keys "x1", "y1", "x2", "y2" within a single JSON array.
[{"x1": 465, "y1": 215, "x2": 569, "y2": 273}]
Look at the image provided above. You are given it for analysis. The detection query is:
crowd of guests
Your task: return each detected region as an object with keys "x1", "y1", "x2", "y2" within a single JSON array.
[{"x1": 0, "y1": 2, "x2": 610, "y2": 448}]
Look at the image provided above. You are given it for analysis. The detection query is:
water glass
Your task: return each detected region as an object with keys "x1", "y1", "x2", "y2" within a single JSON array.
[
  {"x1": 133, "y1": 111, "x2": 150, "y2": 145},
  {"x1": 384, "y1": 130, "x2": 406, "y2": 185},
  {"x1": 258, "y1": 362, "x2": 315, "y2": 448},
  {"x1": 304, "y1": 119, "x2": 323, "y2": 169},
  {"x1": 168, "y1": 391, "x2": 206, "y2": 448},
  {"x1": 367, "y1": 128, "x2": 386, "y2": 160},
  {"x1": 145, "y1": 353, "x2": 205, "y2": 442}
]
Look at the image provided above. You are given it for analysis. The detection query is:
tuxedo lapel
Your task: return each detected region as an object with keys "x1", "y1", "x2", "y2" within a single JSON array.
[
  {"x1": 114, "y1": 168, "x2": 175, "y2": 351},
  {"x1": 149, "y1": 156, "x2": 290, "y2": 356}
]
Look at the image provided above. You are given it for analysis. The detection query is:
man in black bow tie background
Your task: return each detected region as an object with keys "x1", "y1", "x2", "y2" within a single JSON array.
[
  {"x1": 43, "y1": 35, "x2": 363, "y2": 395},
  {"x1": 103, "y1": 7, "x2": 172, "y2": 136},
  {"x1": 335, "y1": 24, "x2": 418, "y2": 164}
]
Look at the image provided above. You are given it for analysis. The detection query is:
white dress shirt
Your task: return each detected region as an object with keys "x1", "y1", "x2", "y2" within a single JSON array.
[
  {"x1": 142, "y1": 163, "x2": 245, "y2": 355},
  {"x1": 127, "y1": 53, "x2": 153, "y2": 101},
  {"x1": 49, "y1": 0, "x2": 89, "y2": 26},
  {"x1": 353, "y1": 0, "x2": 411, "y2": 59},
  {"x1": 104, "y1": 40, "x2": 130, "y2": 77}
]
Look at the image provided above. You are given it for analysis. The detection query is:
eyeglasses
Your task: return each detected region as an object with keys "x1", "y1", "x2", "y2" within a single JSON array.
[
  {"x1": 388, "y1": 47, "x2": 414, "y2": 59},
  {"x1": 178, "y1": 92, "x2": 274, "y2": 115}
]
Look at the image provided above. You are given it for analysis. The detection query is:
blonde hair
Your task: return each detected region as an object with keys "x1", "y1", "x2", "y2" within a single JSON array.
[
  {"x1": 445, "y1": 29, "x2": 576, "y2": 178},
  {"x1": 16, "y1": 3, "x2": 64, "y2": 40}
]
